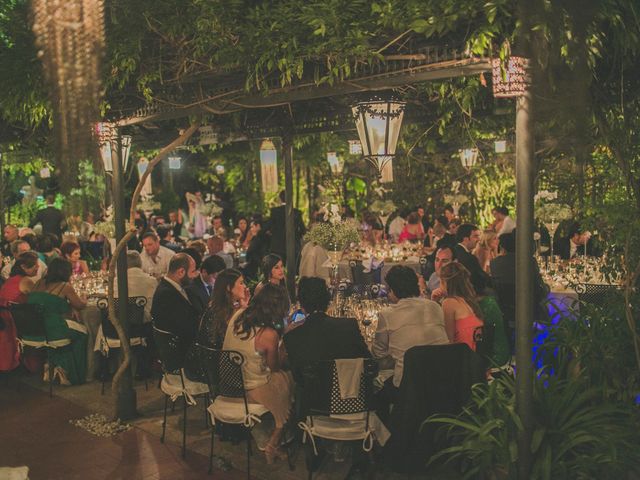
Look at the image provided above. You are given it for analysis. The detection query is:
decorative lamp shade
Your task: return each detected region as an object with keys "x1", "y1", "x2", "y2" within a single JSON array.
[
  {"x1": 459, "y1": 148, "x2": 479, "y2": 169},
  {"x1": 348, "y1": 140, "x2": 363, "y2": 155},
  {"x1": 137, "y1": 157, "x2": 152, "y2": 197},
  {"x1": 376, "y1": 157, "x2": 394, "y2": 183},
  {"x1": 260, "y1": 139, "x2": 279, "y2": 193},
  {"x1": 327, "y1": 152, "x2": 343, "y2": 175},
  {"x1": 492, "y1": 57, "x2": 530, "y2": 98},
  {"x1": 494, "y1": 140, "x2": 507, "y2": 153},
  {"x1": 352, "y1": 99, "x2": 406, "y2": 157},
  {"x1": 168, "y1": 156, "x2": 181, "y2": 170},
  {"x1": 96, "y1": 123, "x2": 132, "y2": 173},
  {"x1": 215, "y1": 164, "x2": 225, "y2": 175}
]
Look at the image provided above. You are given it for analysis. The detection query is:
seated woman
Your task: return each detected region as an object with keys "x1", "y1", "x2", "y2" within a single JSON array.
[
  {"x1": 477, "y1": 294, "x2": 510, "y2": 367},
  {"x1": 436, "y1": 262, "x2": 483, "y2": 351},
  {"x1": 473, "y1": 230, "x2": 499, "y2": 274},
  {"x1": 0, "y1": 252, "x2": 40, "y2": 372},
  {"x1": 222, "y1": 283, "x2": 293, "y2": 464},
  {"x1": 253, "y1": 254, "x2": 286, "y2": 297},
  {"x1": 398, "y1": 212, "x2": 425, "y2": 243},
  {"x1": 60, "y1": 241, "x2": 89, "y2": 276},
  {"x1": 28, "y1": 258, "x2": 88, "y2": 385},
  {"x1": 196, "y1": 268, "x2": 249, "y2": 349}
]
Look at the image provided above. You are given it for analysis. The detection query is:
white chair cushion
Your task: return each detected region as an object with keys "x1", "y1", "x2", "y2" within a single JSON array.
[
  {"x1": 208, "y1": 396, "x2": 268, "y2": 425},
  {"x1": 160, "y1": 370, "x2": 209, "y2": 405},
  {"x1": 304, "y1": 414, "x2": 371, "y2": 441}
]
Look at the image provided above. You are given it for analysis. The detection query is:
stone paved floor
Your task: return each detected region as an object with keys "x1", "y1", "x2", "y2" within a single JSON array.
[{"x1": 0, "y1": 369, "x2": 459, "y2": 480}]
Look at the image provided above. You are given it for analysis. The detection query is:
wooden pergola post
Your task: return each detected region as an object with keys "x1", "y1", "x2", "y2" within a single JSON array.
[{"x1": 282, "y1": 132, "x2": 297, "y2": 299}]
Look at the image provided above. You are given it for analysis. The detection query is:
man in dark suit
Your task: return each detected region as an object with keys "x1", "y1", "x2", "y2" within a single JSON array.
[
  {"x1": 554, "y1": 223, "x2": 601, "y2": 260},
  {"x1": 284, "y1": 277, "x2": 370, "y2": 384},
  {"x1": 151, "y1": 253, "x2": 199, "y2": 364},
  {"x1": 454, "y1": 223, "x2": 491, "y2": 295},
  {"x1": 29, "y1": 195, "x2": 66, "y2": 239},
  {"x1": 185, "y1": 254, "x2": 226, "y2": 317},
  {"x1": 267, "y1": 190, "x2": 306, "y2": 267}
]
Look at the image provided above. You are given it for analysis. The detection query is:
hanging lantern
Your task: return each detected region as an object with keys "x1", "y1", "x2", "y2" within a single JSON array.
[
  {"x1": 459, "y1": 148, "x2": 479, "y2": 170},
  {"x1": 260, "y1": 139, "x2": 279, "y2": 193},
  {"x1": 137, "y1": 157, "x2": 152, "y2": 197},
  {"x1": 348, "y1": 140, "x2": 362, "y2": 155},
  {"x1": 215, "y1": 164, "x2": 225, "y2": 175},
  {"x1": 327, "y1": 152, "x2": 343, "y2": 175},
  {"x1": 168, "y1": 156, "x2": 181, "y2": 170},
  {"x1": 96, "y1": 123, "x2": 132, "y2": 173},
  {"x1": 494, "y1": 140, "x2": 507, "y2": 153},
  {"x1": 492, "y1": 57, "x2": 530, "y2": 98},
  {"x1": 352, "y1": 95, "x2": 406, "y2": 183}
]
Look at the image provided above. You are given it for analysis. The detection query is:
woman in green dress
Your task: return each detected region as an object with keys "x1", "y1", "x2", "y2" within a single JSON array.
[
  {"x1": 478, "y1": 295, "x2": 510, "y2": 368},
  {"x1": 27, "y1": 258, "x2": 88, "y2": 385}
]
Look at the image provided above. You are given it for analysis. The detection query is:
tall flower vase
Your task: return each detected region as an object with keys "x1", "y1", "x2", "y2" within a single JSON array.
[
  {"x1": 327, "y1": 249, "x2": 343, "y2": 290},
  {"x1": 544, "y1": 220, "x2": 558, "y2": 262},
  {"x1": 452, "y1": 203, "x2": 461, "y2": 216}
]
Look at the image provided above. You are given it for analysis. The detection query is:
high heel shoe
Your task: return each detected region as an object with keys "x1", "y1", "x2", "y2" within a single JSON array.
[
  {"x1": 264, "y1": 442, "x2": 287, "y2": 464},
  {"x1": 54, "y1": 367, "x2": 72, "y2": 386}
]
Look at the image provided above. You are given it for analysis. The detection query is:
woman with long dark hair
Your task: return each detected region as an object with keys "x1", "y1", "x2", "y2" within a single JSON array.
[
  {"x1": 243, "y1": 219, "x2": 269, "y2": 281},
  {"x1": 196, "y1": 268, "x2": 249, "y2": 348},
  {"x1": 28, "y1": 258, "x2": 88, "y2": 385},
  {"x1": 222, "y1": 283, "x2": 293, "y2": 464},
  {"x1": 253, "y1": 253, "x2": 286, "y2": 297},
  {"x1": 437, "y1": 262, "x2": 483, "y2": 351}
]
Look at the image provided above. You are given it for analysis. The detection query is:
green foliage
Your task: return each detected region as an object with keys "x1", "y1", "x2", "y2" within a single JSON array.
[
  {"x1": 427, "y1": 363, "x2": 640, "y2": 479},
  {"x1": 472, "y1": 161, "x2": 515, "y2": 228},
  {"x1": 67, "y1": 160, "x2": 107, "y2": 218}
]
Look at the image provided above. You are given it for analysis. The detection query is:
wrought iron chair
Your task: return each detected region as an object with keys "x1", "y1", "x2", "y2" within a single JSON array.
[
  {"x1": 297, "y1": 358, "x2": 379, "y2": 480},
  {"x1": 153, "y1": 326, "x2": 209, "y2": 459},
  {"x1": 9, "y1": 303, "x2": 75, "y2": 398},
  {"x1": 96, "y1": 297, "x2": 149, "y2": 394},
  {"x1": 575, "y1": 283, "x2": 623, "y2": 309}
]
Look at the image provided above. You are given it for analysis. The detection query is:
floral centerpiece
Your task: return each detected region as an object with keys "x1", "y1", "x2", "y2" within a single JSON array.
[
  {"x1": 93, "y1": 205, "x2": 115, "y2": 239},
  {"x1": 444, "y1": 194, "x2": 469, "y2": 216},
  {"x1": 200, "y1": 193, "x2": 223, "y2": 218},
  {"x1": 534, "y1": 190, "x2": 573, "y2": 259},
  {"x1": 304, "y1": 205, "x2": 359, "y2": 254},
  {"x1": 137, "y1": 195, "x2": 161, "y2": 215}
]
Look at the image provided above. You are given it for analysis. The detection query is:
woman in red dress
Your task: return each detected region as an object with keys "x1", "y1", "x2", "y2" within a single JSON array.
[{"x1": 0, "y1": 251, "x2": 40, "y2": 371}]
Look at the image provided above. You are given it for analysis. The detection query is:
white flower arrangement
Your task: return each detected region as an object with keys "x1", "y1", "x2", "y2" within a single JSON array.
[
  {"x1": 534, "y1": 190, "x2": 558, "y2": 203},
  {"x1": 370, "y1": 200, "x2": 397, "y2": 217},
  {"x1": 534, "y1": 190, "x2": 572, "y2": 223},
  {"x1": 444, "y1": 194, "x2": 469, "y2": 206},
  {"x1": 137, "y1": 195, "x2": 161, "y2": 212},
  {"x1": 305, "y1": 205, "x2": 359, "y2": 251},
  {"x1": 200, "y1": 202, "x2": 223, "y2": 218}
]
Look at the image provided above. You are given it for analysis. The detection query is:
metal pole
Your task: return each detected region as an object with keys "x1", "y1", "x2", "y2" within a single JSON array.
[
  {"x1": 112, "y1": 132, "x2": 137, "y2": 420},
  {"x1": 515, "y1": 87, "x2": 535, "y2": 479},
  {"x1": 0, "y1": 153, "x2": 4, "y2": 231},
  {"x1": 282, "y1": 133, "x2": 296, "y2": 299}
]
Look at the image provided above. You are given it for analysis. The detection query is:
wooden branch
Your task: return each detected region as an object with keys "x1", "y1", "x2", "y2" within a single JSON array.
[{"x1": 108, "y1": 118, "x2": 201, "y2": 408}]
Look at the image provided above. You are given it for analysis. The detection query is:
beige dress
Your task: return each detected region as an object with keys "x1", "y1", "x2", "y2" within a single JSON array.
[{"x1": 222, "y1": 313, "x2": 293, "y2": 427}]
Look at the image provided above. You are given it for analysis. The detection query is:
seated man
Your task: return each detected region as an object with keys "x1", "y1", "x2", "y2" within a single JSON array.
[
  {"x1": 141, "y1": 231, "x2": 176, "y2": 280},
  {"x1": 426, "y1": 246, "x2": 455, "y2": 296},
  {"x1": 151, "y1": 253, "x2": 199, "y2": 365},
  {"x1": 206, "y1": 236, "x2": 234, "y2": 269},
  {"x1": 372, "y1": 266, "x2": 449, "y2": 418},
  {"x1": 284, "y1": 276, "x2": 370, "y2": 385},
  {"x1": 185, "y1": 254, "x2": 226, "y2": 317},
  {"x1": 454, "y1": 223, "x2": 491, "y2": 295},
  {"x1": 114, "y1": 250, "x2": 158, "y2": 323}
]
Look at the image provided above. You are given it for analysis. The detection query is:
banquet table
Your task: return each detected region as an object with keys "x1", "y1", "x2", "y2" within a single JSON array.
[{"x1": 337, "y1": 259, "x2": 421, "y2": 285}]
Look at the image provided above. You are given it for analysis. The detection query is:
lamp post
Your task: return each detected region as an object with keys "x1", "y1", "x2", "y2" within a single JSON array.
[
  {"x1": 352, "y1": 95, "x2": 406, "y2": 183},
  {"x1": 98, "y1": 123, "x2": 137, "y2": 420}
]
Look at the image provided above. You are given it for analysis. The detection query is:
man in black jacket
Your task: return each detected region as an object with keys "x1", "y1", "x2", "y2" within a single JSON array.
[
  {"x1": 151, "y1": 253, "x2": 199, "y2": 364},
  {"x1": 29, "y1": 195, "x2": 66, "y2": 239},
  {"x1": 267, "y1": 190, "x2": 306, "y2": 267},
  {"x1": 454, "y1": 223, "x2": 491, "y2": 295},
  {"x1": 284, "y1": 277, "x2": 370, "y2": 384},
  {"x1": 185, "y1": 254, "x2": 226, "y2": 317}
]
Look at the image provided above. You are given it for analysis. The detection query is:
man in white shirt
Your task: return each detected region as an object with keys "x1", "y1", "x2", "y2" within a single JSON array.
[
  {"x1": 114, "y1": 250, "x2": 158, "y2": 322},
  {"x1": 426, "y1": 246, "x2": 455, "y2": 297},
  {"x1": 140, "y1": 231, "x2": 176, "y2": 279},
  {"x1": 372, "y1": 265, "x2": 449, "y2": 421},
  {"x1": 492, "y1": 206, "x2": 516, "y2": 235}
]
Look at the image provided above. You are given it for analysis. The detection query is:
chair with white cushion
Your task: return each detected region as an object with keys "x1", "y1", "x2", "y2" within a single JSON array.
[
  {"x1": 297, "y1": 358, "x2": 385, "y2": 480},
  {"x1": 196, "y1": 343, "x2": 269, "y2": 478},
  {"x1": 153, "y1": 326, "x2": 209, "y2": 459}
]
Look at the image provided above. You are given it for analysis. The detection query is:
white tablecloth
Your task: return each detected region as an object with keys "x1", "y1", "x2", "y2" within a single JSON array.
[{"x1": 78, "y1": 300, "x2": 102, "y2": 381}]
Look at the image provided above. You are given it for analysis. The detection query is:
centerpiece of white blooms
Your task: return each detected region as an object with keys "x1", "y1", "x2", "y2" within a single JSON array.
[
  {"x1": 444, "y1": 181, "x2": 469, "y2": 216},
  {"x1": 199, "y1": 193, "x2": 223, "y2": 218},
  {"x1": 304, "y1": 204, "x2": 359, "y2": 265},
  {"x1": 534, "y1": 190, "x2": 573, "y2": 259},
  {"x1": 137, "y1": 194, "x2": 161, "y2": 216}
]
